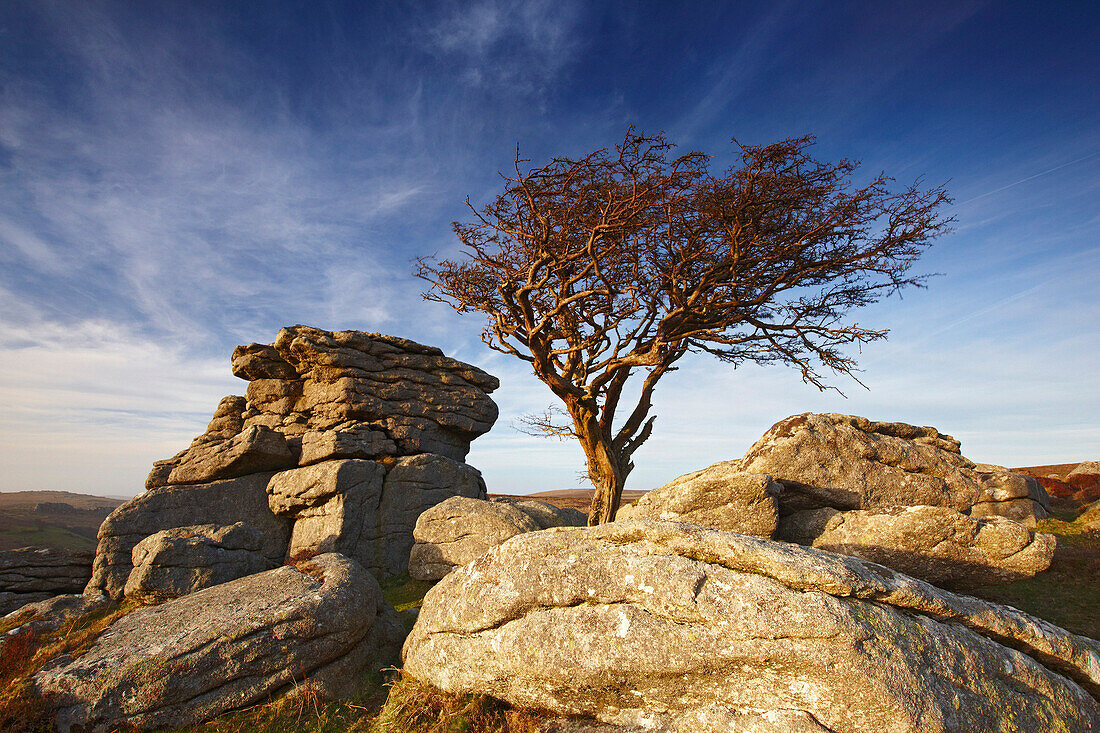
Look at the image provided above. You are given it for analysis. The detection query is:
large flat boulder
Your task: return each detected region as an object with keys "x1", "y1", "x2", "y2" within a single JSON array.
[
  {"x1": 735, "y1": 413, "x2": 1049, "y2": 525},
  {"x1": 618, "y1": 463, "x2": 781, "y2": 537},
  {"x1": 123, "y1": 523, "x2": 273, "y2": 603},
  {"x1": 36, "y1": 553, "x2": 404, "y2": 732},
  {"x1": 403, "y1": 521, "x2": 1100, "y2": 733},
  {"x1": 86, "y1": 472, "x2": 291, "y2": 600},
  {"x1": 777, "y1": 505, "x2": 1055, "y2": 589},
  {"x1": 0, "y1": 547, "x2": 94, "y2": 616}
]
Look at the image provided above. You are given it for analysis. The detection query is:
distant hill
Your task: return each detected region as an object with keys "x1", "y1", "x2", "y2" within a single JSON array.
[
  {"x1": 492, "y1": 488, "x2": 648, "y2": 514},
  {"x1": 0, "y1": 490, "x2": 125, "y2": 552}
]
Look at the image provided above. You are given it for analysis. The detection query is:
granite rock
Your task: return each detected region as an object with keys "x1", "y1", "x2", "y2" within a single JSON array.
[
  {"x1": 408, "y1": 496, "x2": 541, "y2": 581},
  {"x1": 0, "y1": 547, "x2": 94, "y2": 616},
  {"x1": 37, "y1": 553, "x2": 404, "y2": 732},
  {"x1": 403, "y1": 521, "x2": 1100, "y2": 733},
  {"x1": 735, "y1": 413, "x2": 1049, "y2": 525},
  {"x1": 777, "y1": 505, "x2": 1055, "y2": 589},
  {"x1": 124, "y1": 523, "x2": 273, "y2": 603},
  {"x1": 86, "y1": 472, "x2": 291, "y2": 600},
  {"x1": 621, "y1": 463, "x2": 781, "y2": 538}
]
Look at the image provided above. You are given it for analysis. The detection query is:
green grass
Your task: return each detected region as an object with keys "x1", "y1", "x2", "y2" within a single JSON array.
[
  {"x1": 971, "y1": 517, "x2": 1100, "y2": 639},
  {"x1": 0, "y1": 524, "x2": 98, "y2": 552},
  {"x1": 381, "y1": 573, "x2": 435, "y2": 613}
]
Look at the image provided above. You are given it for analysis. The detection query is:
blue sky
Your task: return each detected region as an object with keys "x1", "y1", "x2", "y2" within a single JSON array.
[{"x1": 1, "y1": 1, "x2": 1096, "y2": 497}]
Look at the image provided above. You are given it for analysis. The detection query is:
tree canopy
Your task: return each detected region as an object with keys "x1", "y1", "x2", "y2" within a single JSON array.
[{"x1": 416, "y1": 130, "x2": 952, "y2": 524}]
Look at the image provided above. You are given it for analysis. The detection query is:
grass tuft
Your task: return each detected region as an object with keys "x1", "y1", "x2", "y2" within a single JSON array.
[
  {"x1": 381, "y1": 573, "x2": 435, "y2": 613},
  {"x1": 372, "y1": 673, "x2": 541, "y2": 733}
]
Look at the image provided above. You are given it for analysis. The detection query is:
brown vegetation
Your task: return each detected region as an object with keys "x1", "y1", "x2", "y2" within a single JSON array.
[{"x1": 0, "y1": 599, "x2": 138, "y2": 733}]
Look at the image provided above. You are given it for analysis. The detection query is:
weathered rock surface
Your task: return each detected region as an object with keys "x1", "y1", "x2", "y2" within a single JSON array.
[
  {"x1": 124, "y1": 523, "x2": 272, "y2": 603},
  {"x1": 86, "y1": 472, "x2": 291, "y2": 599},
  {"x1": 735, "y1": 413, "x2": 1050, "y2": 525},
  {"x1": 777, "y1": 505, "x2": 1055, "y2": 589},
  {"x1": 404, "y1": 521, "x2": 1100, "y2": 733},
  {"x1": 93, "y1": 326, "x2": 498, "y2": 600},
  {"x1": 620, "y1": 463, "x2": 782, "y2": 538},
  {"x1": 37, "y1": 553, "x2": 405, "y2": 732},
  {"x1": 1069, "y1": 461, "x2": 1100, "y2": 477},
  {"x1": 147, "y1": 326, "x2": 499, "y2": 490},
  {"x1": 0, "y1": 547, "x2": 94, "y2": 616},
  {"x1": 270, "y1": 454, "x2": 487, "y2": 579},
  {"x1": 491, "y1": 497, "x2": 588, "y2": 529},
  {"x1": 409, "y1": 496, "x2": 588, "y2": 580},
  {"x1": 0, "y1": 593, "x2": 112, "y2": 659},
  {"x1": 166, "y1": 424, "x2": 296, "y2": 485},
  {"x1": 408, "y1": 497, "x2": 541, "y2": 581}
]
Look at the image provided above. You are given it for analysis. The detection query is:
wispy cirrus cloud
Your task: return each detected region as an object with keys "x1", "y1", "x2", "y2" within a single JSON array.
[{"x1": 0, "y1": 2, "x2": 437, "y2": 350}]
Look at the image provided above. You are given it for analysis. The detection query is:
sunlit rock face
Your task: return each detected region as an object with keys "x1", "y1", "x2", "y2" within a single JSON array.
[
  {"x1": 403, "y1": 521, "x2": 1100, "y2": 733},
  {"x1": 734, "y1": 413, "x2": 1050, "y2": 525},
  {"x1": 86, "y1": 325, "x2": 498, "y2": 599}
]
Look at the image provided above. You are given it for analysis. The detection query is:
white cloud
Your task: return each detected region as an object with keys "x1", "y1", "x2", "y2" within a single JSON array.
[{"x1": 0, "y1": 303, "x2": 241, "y2": 495}]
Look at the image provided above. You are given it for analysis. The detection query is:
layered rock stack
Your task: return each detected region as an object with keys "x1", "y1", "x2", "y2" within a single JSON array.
[
  {"x1": 86, "y1": 325, "x2": 499, "y2": 600},
  {"x1": 0, "y1": 547, "x2": 94, "y2": 616}
]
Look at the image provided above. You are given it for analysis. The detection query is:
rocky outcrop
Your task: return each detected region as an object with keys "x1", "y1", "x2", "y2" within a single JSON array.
[
  {"x1": 735, "y1": 413, "x2": 1050, "y2": 525},
  {"x1": 36, "y1": 553, "x2": 404, "y2": 732},
  {"x1": 490, "y1": 497, "x2": 587, "y2": 529},
  {"x1": 88, "y1": 326, "x2": 499, "y2": 597},
  {"x1": 148, "y1": 326, "x2": 499, "y2": 487},
  {"x1": 87, "y1": 472, "x2": 290, "y2": 600},
  {"x1": 409, "y1": 496, "x2": 588, "y2": 581},
  {"x1": 268, "y1": 455, "x2": 487, "y2": 578},
  {"x1": 618, "y1": 463, "x2": 781, "y2": 538},
  {"x1": 403, "y1": 521, "x2": 1100, "y2": 733},
  {"x1": 777, "y1": 505, "x2": 1055, "y2": 589},
  {"x1": 0, "y1": 547, "x2": 94, "y2": 616},
  {"x1": 123, "y1": 523, "x2": 272, "y2": 603}
]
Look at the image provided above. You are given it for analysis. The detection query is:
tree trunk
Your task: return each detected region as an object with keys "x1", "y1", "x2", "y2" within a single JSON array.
[
  {"x1": 570, "y1": 408, "x2": 627, "y2": 525},
  {"x1": 588, "y1": 465, "x2": 626, "y2": 525}
]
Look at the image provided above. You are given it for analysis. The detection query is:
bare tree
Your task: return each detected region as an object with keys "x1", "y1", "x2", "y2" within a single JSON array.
[{"x1": 416, "y1": 130, "x2": 951, "y2": 524}]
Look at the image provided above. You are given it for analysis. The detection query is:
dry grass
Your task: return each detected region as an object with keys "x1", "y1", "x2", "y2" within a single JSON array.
[
  {"x1": 0, "y1": 599, "x2": 139, "y2": 732},
  {"x1": 372, "y1": 673, "x2": 541, "y2": 733},
  {"x1": 972, "y1": 517, "x2": 1100, "y2": 639},
  {"x1": 185, "y1": 673, "x2": 390, "y2": 733},
  {"x1": 182, "y1": 671, "x2": 543, "y2": 733}
]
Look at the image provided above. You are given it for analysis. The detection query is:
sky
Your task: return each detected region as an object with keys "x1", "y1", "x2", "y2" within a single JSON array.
[{"x1": 0, "y1": 0, "x2": 1097, "y2": 498}]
